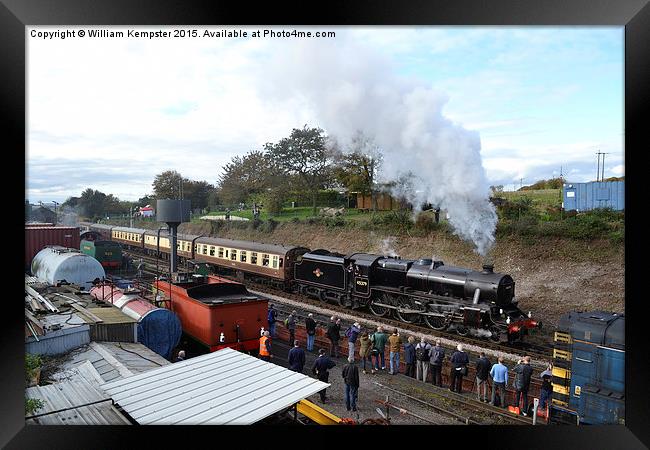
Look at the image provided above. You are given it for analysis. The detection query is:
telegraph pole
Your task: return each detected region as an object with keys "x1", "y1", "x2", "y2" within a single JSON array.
[
  {"x1": 596, "y1": 151, "x2": 602, "y2": 181},
  {"x1": 601, "y1": 153, "x2": 609, "y2": 181}
]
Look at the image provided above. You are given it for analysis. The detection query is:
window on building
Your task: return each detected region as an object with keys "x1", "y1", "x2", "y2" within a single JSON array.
[
  {"x1": 262, "y1": 254, "x2": 270, "y2": 267},
  {"x1": 240, "y1": 251, "x2": 247, "y2": 262},
  {"x1": 218, "y1": 247, "x2": 224, "y2": 258},
  {"x1": 251, "y1": 252, "x2": 258, "y2": 264},
  {"x1": 231, "y1": 250, "x2": 237, "y2": 261}
]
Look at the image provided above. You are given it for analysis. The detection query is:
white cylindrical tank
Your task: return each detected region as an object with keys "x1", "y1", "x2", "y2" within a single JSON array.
[{"x1": 31, "y1": 246, "x2": 105, "y2": 290}]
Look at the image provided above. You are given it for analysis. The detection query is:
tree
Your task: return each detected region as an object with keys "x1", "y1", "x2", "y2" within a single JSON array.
[
  {"x1": 62, "y1": 196, "x2": 80, "y2": 209},
  {"x1": 137, "y1": 194, "x2": 155, "y2": 206},
  {"x1": 266, "y1": 125, "x2": 333, "y2": 216},
  {"x1": 152, "y1": 170, "x2": 184, "y2": 200},
  {"x1": 78, "y1": 188, "x2": 108, "y2": 219},
  {"x1": 217, "y1": 150, "x2": 283, "y2": 207},
  {"x1": 183, "y1": 180, "x2": 214, "y2": 211},
  {"x1": 332, "y1": 131, "x2": 383, "y2": 211}
]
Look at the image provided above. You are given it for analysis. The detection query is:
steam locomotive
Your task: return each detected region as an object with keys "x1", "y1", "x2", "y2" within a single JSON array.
[
  {"x1": 294, "y1": 250, "x2": 539, "y2": 342},
  {"x1": 78, "y1": 222, "x2": 539, "y2": 342}
]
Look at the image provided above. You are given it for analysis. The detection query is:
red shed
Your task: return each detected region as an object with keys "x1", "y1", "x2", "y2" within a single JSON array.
[
  {"x1": 154, "y1": 275, "x2": 268, "y2": 353},
  {"x1": 25, "y1": 226, "x2": 80, "y2": 270}
]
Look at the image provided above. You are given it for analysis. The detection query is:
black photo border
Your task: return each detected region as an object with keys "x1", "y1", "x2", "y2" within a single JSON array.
[{"x1": 2, "y1": 0, "x2": 648, "y2": 448}]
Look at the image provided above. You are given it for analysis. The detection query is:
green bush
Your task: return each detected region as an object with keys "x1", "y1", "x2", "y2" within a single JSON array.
[
  {"x1": 25, "y1": 397, "x2": 45, "y2": 416},
  {"x1": 25, "y1": 354, "x2": 42, "y2": 381}
]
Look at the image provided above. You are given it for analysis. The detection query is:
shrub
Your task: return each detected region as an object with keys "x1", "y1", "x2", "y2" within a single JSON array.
[
  {"x1": 25, "y1": 397, "x2": 45, "y2": 416},
  {"x1": 25, "y1": 354, "x2": 42, "y2": 382}
]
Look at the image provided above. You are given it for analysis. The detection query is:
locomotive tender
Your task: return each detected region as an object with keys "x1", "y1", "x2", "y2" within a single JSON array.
[{"x1": 78, "y1": 222, "x2": 538, "y2": 341}]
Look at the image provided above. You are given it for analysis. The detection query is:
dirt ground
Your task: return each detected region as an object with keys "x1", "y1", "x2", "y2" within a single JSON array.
[{"x1": 179, "y1": 222, "x2": 625, "y2": 330}]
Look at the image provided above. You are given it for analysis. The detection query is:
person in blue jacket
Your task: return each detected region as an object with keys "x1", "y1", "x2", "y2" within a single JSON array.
[
  {"x1": 403, "y1": 336, "x2": 416, "y2": 378},
  {"x1": 267, "y1": 304, "x2": 277, "y2": 338},
  {"x1": 288, "y1": 340, "x2": 306, "y2": 373}
]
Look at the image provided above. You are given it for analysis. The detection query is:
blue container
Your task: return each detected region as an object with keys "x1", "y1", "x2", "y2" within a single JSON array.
[{"x1": 562, "y1": 181, "x2": 624, "y2": 212}]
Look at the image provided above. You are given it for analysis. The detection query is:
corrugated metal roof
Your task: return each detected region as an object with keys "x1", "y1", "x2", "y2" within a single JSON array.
[
  {"x1": 53, "y1": 342, "x2": 170, "y2": 385},
  {"x1": 101, "y1": 347, "x2": 330, "y2": 425},
  {"x1": 25, "y1": 377, "x2": 131, "y2": 425}
]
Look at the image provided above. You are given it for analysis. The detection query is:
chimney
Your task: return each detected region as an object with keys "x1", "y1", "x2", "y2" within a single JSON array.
[{"x1": 482, "y1": 264, "x2": 494, "y2": 274}]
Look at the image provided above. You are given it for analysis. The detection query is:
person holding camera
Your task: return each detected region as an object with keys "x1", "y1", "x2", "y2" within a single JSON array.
[{"x1": 449, "y1": 343, "x2": 469, "y2": 393}]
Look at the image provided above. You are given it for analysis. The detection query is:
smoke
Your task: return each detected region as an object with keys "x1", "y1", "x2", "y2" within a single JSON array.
[
  {"x1": 60, "y1": 205, "x2": 79, "y2": 226},
  {"x1": 379, "y1": 236, "x2": 399, "y2": 257},
  {"x1": 259, "y1": 35, "x2": 497, "y2": 255}
]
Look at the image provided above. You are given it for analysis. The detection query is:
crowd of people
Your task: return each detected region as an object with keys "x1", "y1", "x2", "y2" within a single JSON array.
[{"x1": 252, "y1": 305, "x2": 552, "y2": 416}]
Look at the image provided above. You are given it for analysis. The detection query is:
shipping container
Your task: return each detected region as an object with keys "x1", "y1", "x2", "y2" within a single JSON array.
[
  {"x1": 562, "y1": 181, "x2": 624, "y2": 212},
  {"x1": 25, "y1": 226, "x2": 80, "y2": 269}
]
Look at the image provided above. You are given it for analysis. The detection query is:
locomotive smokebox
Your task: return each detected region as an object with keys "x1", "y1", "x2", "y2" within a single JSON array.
[{"x1": 482, "y1": 264, "x2": 494, "y2": 274}]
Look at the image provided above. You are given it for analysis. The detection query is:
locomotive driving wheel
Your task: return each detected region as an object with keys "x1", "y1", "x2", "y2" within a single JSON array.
[
  {"x1": 368, "y1": 294, "x2": 391, "y2": 317},
  {"x1": 489, "y1": 325, "x2": 501, "y2": 342},
  {"x1": 395, "y1": 297, "x2": 422, "y2": 324},
  {"x1": 456, "y1": 325, "x2": 469, "y2": 336},
  {"x1": 424, "y1": 314, "x2": 448, "y2": 331}
]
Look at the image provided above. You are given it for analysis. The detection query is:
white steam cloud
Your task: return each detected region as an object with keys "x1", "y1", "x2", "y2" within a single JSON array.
[
  {"x1": 258, "y1": 35, "x2": 497, "y2": 255},
  {"x1": 379, "y1": 237, "x2": 399, "y2": 258}
]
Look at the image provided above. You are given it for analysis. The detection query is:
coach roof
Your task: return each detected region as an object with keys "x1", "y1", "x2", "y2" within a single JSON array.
[{"x1": 196, "y1": 236, "x2": 301, "y2": 255}]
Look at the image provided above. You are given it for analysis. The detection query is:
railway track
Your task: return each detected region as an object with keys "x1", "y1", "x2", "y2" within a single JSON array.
[
  {"x1": 372, "y1": 381, "x2": 539, "y2": 425},
  {"x1": 123, "y1": 250, "x2": 553, "y2": 364}
]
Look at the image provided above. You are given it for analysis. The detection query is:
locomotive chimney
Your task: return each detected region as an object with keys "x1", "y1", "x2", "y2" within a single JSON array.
[{"x1": 482, "y1": 264, "x2": 494, "y2": 274}]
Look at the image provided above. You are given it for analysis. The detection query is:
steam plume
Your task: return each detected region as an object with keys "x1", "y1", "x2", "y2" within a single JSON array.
[{"x1": 260, "y1": 35, "x2": 497, "y2": 255}]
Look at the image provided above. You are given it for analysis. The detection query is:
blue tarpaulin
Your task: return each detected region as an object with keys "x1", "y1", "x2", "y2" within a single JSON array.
[{"x1": 137, "y1": 309, "x2": 182, "y2": 361}]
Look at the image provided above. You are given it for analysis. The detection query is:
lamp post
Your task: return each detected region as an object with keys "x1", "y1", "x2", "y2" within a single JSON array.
[{"x1": 52, "y1": 201, "x2": 59, "y2": 224}]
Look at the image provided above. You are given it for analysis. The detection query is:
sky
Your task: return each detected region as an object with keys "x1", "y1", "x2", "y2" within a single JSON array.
[{"x1": 26, "y1": 26, "x2": 624, "y2": 204}]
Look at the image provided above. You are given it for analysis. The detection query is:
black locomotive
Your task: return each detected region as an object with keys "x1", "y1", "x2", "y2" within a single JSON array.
[{"x1": 294, "y1": 250, "x2": 539, "y2": 342}]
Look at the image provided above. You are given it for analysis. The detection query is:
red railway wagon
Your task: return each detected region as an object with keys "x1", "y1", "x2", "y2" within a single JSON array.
[
  {"x1": 25, "y1": 226, "x2": 80, "y2": 269},
  {"x1": 154, "y1": 274, "x2": 268, "y2": 353}
]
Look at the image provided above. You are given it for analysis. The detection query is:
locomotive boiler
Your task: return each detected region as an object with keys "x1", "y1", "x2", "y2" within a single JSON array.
[{"x1": 294, "y1": 250, "x2": 538, "y2": 342}]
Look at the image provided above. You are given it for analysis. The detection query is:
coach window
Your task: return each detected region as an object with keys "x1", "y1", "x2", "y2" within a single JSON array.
[
  {"x1": 279, "y1": 258, "x2": 283, "y2": 268},
  {"x1": 225, "y1": 249, "x2": 229, "y2": 258},
  {"x1": 240, "y1": 251, "x2": 247, "y2": 263},
  {"x1": 218, "y1": 247, "x2": 224, "y2": 258},
  {"x1": 194, "y1": 244, "x2": 198, "y2": 253},
  {"x1": 262, "y1": 254, "x2": 270, "y2": 267},
  {"x1": 209, "y1": 246, "x2": 215, "y2": 256},
  {"x1": 251, "y1": 252, "x2": 258, "y2": 264},
  {"x1": 272, "y1": 256, "x2": 279, "y2": 269},
  {"x1": 231, "y1": 250, "x2": 237, "y2": 261},
  {"x1": 202, "y1": 245, "x2": 208, "y2": 255}
]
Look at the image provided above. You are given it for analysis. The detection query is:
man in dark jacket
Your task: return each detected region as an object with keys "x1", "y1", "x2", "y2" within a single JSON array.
[
  {"x1": 475, "y1": 352, "x2": 491, "y2": 402},
  {"x1": 286, "y1": 310, "x2": 297, "y2": 345},
  {"x1": 513, "y1": 355, "x2": 533, "y2": 415},
  {"x1": 267, "y1": 304, "x2": 277, "y2": 338},
  {"x1": 449, "y1": 344, "x2": 470, "y2": 393},
  {"x1": 430, "y1": 340, "x2": 445, "y2": 387},
  {"x1": 288, "y1": 340, "x2": 306, "y2": 373},
  {"x1": 305, "y1": 313, "x2": 317, "y2": 352},
  {"x1": 312, "y1": 349, "x2": 336, "y2": 403},
  {"x1": 326, "y1": 317, "x2": 341, "y2": 358},
  {"x1": 403, "y1": 336, "x2": 416, "y2": 378},
  {"x1": 539, "y1": 364, "x2": 553, "y2": 410},
  {"x1": 342, "y1": 357, "x2": 360, "y2": 411}
]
